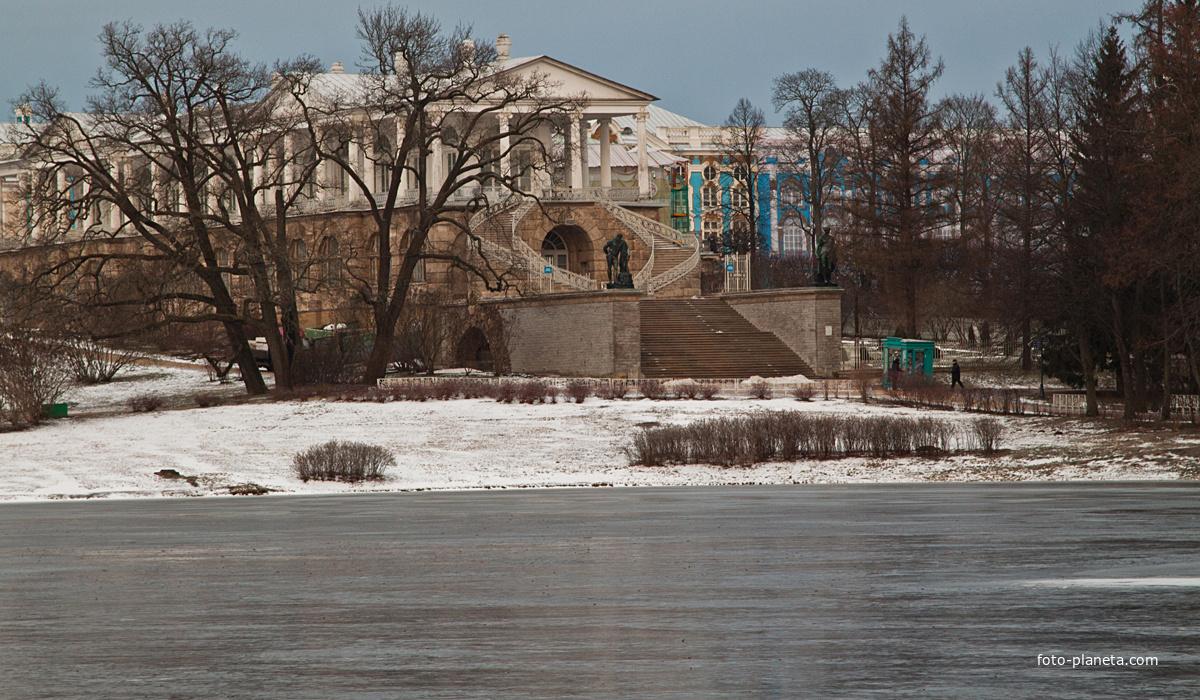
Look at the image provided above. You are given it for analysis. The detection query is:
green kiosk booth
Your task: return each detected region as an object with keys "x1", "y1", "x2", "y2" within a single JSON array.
[{"x1": 881, "y1": 337, "x2": 935, "y2": 388}]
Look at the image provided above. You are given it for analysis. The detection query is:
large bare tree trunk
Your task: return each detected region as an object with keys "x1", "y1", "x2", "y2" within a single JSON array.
[
  {"x1": 223, "y1": 320, "x2": 267, "y2": 395},
  {"x1": 1077, "y1": 325, "x2": 1099, "y2": 417}
]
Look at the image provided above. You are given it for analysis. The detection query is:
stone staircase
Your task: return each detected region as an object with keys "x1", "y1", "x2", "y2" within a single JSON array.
[
  {"x1": 651, "y1": 241, "x2": 694, "y2": 275},
  {"x1": 468, "y1": 193, "x2": 699, "y2": 295},
  {"x1": 639, "y1": 298, "x2": 814, "y2": 379}
]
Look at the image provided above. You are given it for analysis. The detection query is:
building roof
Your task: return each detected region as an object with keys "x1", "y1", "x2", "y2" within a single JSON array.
[
  {"x1": 288, "y1": 53, "x2": 657, "y2": 111},
  {"x1": 586, "y1": 143, "x2": 685, "y2": 169},
  {"x1": 612, "y1": 104, "x2": 703, "y2": 136}
]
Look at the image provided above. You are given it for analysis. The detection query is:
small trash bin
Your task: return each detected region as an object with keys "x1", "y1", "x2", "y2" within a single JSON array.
[{"x1": 41, "y1": 403, "x2": 68, "y2": 419}]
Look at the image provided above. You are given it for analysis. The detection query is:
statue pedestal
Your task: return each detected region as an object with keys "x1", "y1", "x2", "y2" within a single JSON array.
[{"x1": 607, "y1": 272, "x2": 634, "y2": 289}]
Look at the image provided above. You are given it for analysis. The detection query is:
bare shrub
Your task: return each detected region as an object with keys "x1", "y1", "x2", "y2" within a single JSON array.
[
  {"x1": 517, "y1": 380, "x2": 548, "y2": 404},
  {"x1": 293, "y1": 440, "x2": 395, "y2": 482},
  {"x1": 670, "y1": 380, "x2": 700, "y2": 400},
  {"x1": 459, "y1": 379, "x2": 490, "y2": 399},
  {"x1": 914, "y1": 417, "x2": 952, "y2": 452},
  {"x1": 565, "y1": 380, "x2": 592, "y2": 403},
  {"x1": 628, "y1": 424, "x2": 687, "y2": 466},
  {"x1": 399, "y1": 382, "x2": 430, "y2": 401},
  {"x1": 194, "y1": 392, "x2": 224, "y2": 408},
  {"x1": 428, "y1": 379, "x2": 458, "y2": 401},
  {"x1": 999, "y1": 389, "x2": 1013, "y2": 415},
  {"x1": 822, "y1": 381, "x2": 831, "y2": 400},
  {"x1": 839, "y1": 416, "x2": 869, "y2": 454},
  {"x1": 639, "y1": 379, "x2": 665, "y2": 400},
  {"x1": 771, "y1": 413, "x2": 803, "y2": 461},
  {"x1": 128, "y1": 393, "x2": 164, "y2": 412},
  {"x1": 857, "y1": 376, "x2": 872, "y2": 404},
  {"x1": 0, "y1": 330, "x2": 72, "y2": 429},
  {"x1": 493, "y1": 381, "x2": 519, "y2": 404},
  {"x1": 747, "y1": 381, "x2": 772, "y2": 400},
  {"x1": 972, "y1": 418, "x2": 1005, "y2": 452},
  {"x1": 697, "y1": 383, "x2": 719, "y2": 400},
  {"x1": 64, "y1": 340, "x2": 137, "y2": 384},
  {"x1": 596, "y1": 382, "x2": 629, "y2": 400},
  {"x1": 791, "y1": 383, "x2": 817, "y2": 401}
]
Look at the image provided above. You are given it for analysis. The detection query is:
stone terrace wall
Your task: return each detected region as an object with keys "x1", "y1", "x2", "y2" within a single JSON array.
[
  {"x1": 719, "y1": 288, "x2": 844, "y2": 377},
  {"x1": 485, "y1": 290, "x2": 642, "y2": 378}
]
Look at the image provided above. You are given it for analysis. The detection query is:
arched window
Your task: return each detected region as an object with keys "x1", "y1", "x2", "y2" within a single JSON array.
[
  {"x1": 781, "y1": 221, "x2": 804, "y2": 254},
  {"x1": 290, "y1": 237, "x2": 309, "y2": 288},
  {"x1": 541, "y1": 230, "x2": 568, "y2": 269},
  {"x1": 320, "y1": 236, "x2": 340, "y2": 284}
]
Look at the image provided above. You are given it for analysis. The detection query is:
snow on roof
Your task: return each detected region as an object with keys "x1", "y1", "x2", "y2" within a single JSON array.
[
  {"x1": 586, "y1": 143, "x2": 684, "y2": 168},
  {"x1": 613, "y1": 104, "x2": 704, "y2": 134}
]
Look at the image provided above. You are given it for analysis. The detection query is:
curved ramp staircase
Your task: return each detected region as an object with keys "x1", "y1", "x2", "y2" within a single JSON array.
[{"x1": 469, "y1": 193, "x2": 699, "y2": 294}]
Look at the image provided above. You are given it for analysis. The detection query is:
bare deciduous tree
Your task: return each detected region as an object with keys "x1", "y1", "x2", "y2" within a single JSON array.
[
  {"x1": 842, "y1": 17, "x2": 949, "y2": 338},
  {"x1": 14, "y1": 20, "x2": 323, "y2": 394},
  {"x1": 772, "y1": 69, "x2": 843, "y2": 261},
  {"x1": 719, "y1": 98, "x2": 765, "y2": 253},
  {"x1": 285, "y1": 5, "x2": 581, "y2": 382}
]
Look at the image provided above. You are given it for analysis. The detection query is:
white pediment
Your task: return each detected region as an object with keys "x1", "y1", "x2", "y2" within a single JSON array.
[{"x1": 496, "y1": 56, "x2": 657, "y2": 107}]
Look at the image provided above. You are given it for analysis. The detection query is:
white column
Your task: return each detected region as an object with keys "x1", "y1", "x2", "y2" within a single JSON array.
[
  {"x1": 282, "y1": 134, "x2": 294, "y2": 204},
  {"x1": 599, "y1": 118, "x2": 612, "y2": 188},
  {"x1": 578, "y1": 115, "x2": 590, "y2": 188},
  {"x1": 498, "y1": 111, "x2": 510, "y2": 190},
  {"x1": 110, "y1": 161, "x2": 123, "y2": 227},
  {"x1": 393, "y1": 123, "x2": 406, "y2": 196},
  {"x1": 347, "y1": 139, "x2": 360, "y2": 200},
  {"x1": 636, "y1": 108, "x2": 649, "y2": 197},
  {"x1": 535, "y1": 121, "x2": 552, "y2": 195},
  {"x1": 252, "y1": 146, "x2": 265, "y2": 207},
  {"x1": 57, "y1": 168, "x2": 68, "y2": 230},
  {"x1": 568, "y1": 115, "x2": 582, "y2": 190},
  {"x1": 365, "y1": 140, "x2": 377, "y2": 196},
  {"x1": 431, "y1": 136, "x2": 443, "y2": 193}
]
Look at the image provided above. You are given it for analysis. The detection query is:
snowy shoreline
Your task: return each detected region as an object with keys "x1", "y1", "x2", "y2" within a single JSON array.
[{"x1": 1, "y1": 364, "x2": 1195, "y2": 502}]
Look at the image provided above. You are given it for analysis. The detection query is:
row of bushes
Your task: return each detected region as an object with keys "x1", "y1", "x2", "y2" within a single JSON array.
[
  {"x1": 369, "y1": 378, "x2": 839, "y2": 403},
  {"x1": 370, "y1": 378, "x2": 725, "y2": 404},
  {"x1": 628, "y1": 412, "x2": 1005, "y2": 467},
  {"x1": 884, "y1": 380, "x2": 1031, "y2": 415}
]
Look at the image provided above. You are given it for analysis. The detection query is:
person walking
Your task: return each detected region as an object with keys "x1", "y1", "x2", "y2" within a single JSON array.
[{"x1": 950, "y1": 359, "x2": 964, "y2": 389}]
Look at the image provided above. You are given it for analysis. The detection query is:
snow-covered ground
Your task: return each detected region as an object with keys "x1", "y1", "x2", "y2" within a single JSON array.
[{"x1": 1, "y1": 363, "x2": 1195, "y2": 502}]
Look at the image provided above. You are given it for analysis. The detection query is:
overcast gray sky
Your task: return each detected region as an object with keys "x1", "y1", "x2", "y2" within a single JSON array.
[{"x1": 1, "y1": 0, "x2": 1142, "y2": 125}]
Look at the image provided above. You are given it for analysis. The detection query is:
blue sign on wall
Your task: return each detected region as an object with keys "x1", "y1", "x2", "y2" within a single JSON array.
[
  {"x1": 544, "y1": 266, "x2": 553, "y2": 274},
  {"x1": 726, "y1": 264, "x2": 735, "y2": 272}
]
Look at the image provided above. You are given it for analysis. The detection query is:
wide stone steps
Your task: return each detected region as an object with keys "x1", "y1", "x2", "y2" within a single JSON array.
[
  {"x1": 651, "y1": 245, "x2": 694, "y2": 276},
  {"x1": 640, "y1": 298, "x2": 814, "y2": 379}
]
